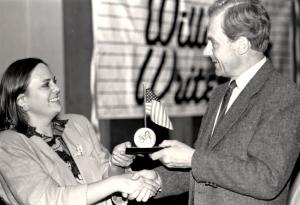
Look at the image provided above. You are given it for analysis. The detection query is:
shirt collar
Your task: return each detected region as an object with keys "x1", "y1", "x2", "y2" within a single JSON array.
[
  {"x1": 22, "y1": 118, "x2": 68, "y2": 138},
  {"x1": 234, "y1": 57, "x2": 267, "y2": 90}
]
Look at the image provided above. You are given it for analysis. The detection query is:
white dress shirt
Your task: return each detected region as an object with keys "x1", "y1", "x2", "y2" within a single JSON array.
[{"x1": 211, "y1": 57, "x2": 267, "y2": 134}]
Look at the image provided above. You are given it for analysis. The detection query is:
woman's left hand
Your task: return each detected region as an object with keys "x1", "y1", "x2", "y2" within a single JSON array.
[{"x1": 111, "y1": 141, "x2": 136, "y2": 167}]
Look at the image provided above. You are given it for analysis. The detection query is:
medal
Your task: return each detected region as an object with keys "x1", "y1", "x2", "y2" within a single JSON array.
[{"x1": 134, "y1": 127, "x2": 156, "y2": 148}]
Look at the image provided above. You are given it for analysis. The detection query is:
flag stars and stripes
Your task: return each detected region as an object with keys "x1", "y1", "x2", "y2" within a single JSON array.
[{"x1": 145, "y1": 88, "x2": 173, "y2": 130}]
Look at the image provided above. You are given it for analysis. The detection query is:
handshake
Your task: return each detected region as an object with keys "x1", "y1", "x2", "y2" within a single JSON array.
[
  {"x1": 114, "y1": 170, "x2": 161, "y2": 203},
  {"x1": 110, "y1": 139, "x2": 194, "y2": 203},
  {"x1": 110, "y1": 142, "x2": 162, "y2": 203},
  {"x1": 110, "y1": 142, "x2": 161, "y2": 204}
]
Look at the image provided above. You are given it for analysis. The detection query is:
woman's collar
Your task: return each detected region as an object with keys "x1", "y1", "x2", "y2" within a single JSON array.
[{"x1": 22, "y1": 118, "x2": 69, "y2": 138}]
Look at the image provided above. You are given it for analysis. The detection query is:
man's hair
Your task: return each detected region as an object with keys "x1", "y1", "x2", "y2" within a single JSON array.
[{"x1": 208, "y1": 0, "x2": 271, "y2": 52}]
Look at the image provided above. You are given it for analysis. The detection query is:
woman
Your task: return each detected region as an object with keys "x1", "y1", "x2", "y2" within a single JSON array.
[{"x1": 0, "y1": 58, "x2": 159, "y2": 205}]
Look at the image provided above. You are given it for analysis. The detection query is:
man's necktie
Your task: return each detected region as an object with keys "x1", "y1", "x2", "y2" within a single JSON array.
[{"x1": 215, "y1": 80, "x2": 237, "y2": 127}]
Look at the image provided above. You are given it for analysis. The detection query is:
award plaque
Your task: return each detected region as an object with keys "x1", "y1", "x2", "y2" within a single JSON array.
[
  {"x1": 125, "y1": 86, "x2": 172, "y2": 155},
  {"x1": 126, "y1": 127, "x2": 163, "y2": 154}
]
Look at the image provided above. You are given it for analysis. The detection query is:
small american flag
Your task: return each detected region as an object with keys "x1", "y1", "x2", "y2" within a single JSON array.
[{"x1": 145, "y1": 88, "x2": 173, "y2": 130}]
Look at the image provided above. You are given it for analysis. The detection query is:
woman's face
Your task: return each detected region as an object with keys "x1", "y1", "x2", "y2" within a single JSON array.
[{"x1": 22, "y1": 63, "x2": 61, "y2": 124}]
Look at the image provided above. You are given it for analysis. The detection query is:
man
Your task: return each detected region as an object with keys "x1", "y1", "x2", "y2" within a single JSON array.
[{"x1": 141, "y1": 0, "x2": 300, "y2": 204}]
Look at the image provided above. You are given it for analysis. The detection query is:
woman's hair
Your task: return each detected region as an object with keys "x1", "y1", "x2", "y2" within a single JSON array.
[
  {"x1": 0, "y1": 58, "x2": 47, "y2": 131},
  {"x1": 208, "y1": 0, "x2": 271, "y2": 53}
]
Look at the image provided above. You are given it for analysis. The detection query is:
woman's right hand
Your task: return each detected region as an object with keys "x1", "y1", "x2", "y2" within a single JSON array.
[{"x1": 115, "y1": 173, "x2": 160, "y2": 201}]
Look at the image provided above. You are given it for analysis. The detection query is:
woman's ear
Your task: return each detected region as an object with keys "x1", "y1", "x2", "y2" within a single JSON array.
[{"x1": 17, "y1": 94, "x2": 29, "y2": 111}]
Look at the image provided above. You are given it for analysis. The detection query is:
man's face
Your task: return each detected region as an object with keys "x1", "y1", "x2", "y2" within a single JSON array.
[{"x1": 203, "y1": 12, "x2": 240, "y2": 78}]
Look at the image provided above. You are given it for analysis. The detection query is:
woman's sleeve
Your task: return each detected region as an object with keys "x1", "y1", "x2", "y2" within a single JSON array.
[
  {"x1": 74, "y1": 114, "x2": 112, "y2": 179},
  {"x1": 77, "y1": 115, "x2": 129, "y2": 205},
  {"x1": 0, "y1": 131, "x2": 87, "y2": 205}
]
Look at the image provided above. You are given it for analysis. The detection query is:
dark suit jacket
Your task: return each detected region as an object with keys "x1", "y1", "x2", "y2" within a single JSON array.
[{"x1": 156, "y1": 60, "x2": 300, "y2": 205}]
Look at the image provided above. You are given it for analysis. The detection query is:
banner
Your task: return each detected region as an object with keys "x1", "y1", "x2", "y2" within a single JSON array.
[{"x1": 91, "y1": 0, "x2": 295, "y2": 120}]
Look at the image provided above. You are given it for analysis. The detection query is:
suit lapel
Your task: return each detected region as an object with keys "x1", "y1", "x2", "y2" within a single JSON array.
[
  {"x1": 30, "y1": 136, "x2": 65, "y2": 165},
  {"x1": 208, "y1": 60, "x2": 274, "y2": 149},
  {"x1": 29, "y1": 117, "x2": 84, "y2": 185},
  {"x1": 194, "y1": 84, "x2": 227, "y2": 149},
  {"x1": 30, "y1": 136, "x2": 77, "y2": 184}
]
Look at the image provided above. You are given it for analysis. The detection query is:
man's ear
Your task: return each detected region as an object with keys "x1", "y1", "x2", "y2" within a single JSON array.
[
  {"x1": 235, "y1": 36, "x2": 250, "y2": 55},
  {"x1": 17, "y1": 94, "x2": 29, "y2": 111}
]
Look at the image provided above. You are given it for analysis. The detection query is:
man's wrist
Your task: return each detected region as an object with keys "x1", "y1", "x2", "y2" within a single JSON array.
[
  {"x1": 154, "y1": 170, "x2": 162, "y2": 192},
  {"x1": 188, "y1": 149, "x2": 195, "y2": 167}
]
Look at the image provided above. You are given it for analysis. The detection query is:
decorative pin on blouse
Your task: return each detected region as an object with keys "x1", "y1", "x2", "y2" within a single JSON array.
[{"x1": 73, "y1": 144, "x2": 84, "y2": 157}]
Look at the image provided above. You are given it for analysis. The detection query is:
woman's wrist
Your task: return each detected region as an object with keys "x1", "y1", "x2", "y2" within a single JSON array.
[
  {"x1": 86, "y1": 176, "x2": 120, "y2": 204},
  {"x1": 109, "y1": 176, "x2": 121, "y2": 192},
  {"x1": 112, "y1": 175, "x2": 129, "y2": 193},
  {"x1": 109, "y1": 157, "x2": 125, "y2": 176}
]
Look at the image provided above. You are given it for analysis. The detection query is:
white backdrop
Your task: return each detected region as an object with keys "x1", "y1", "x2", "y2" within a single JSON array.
[{"x1": 91, "y1": 0, "x2": 294, "y2": 120}]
